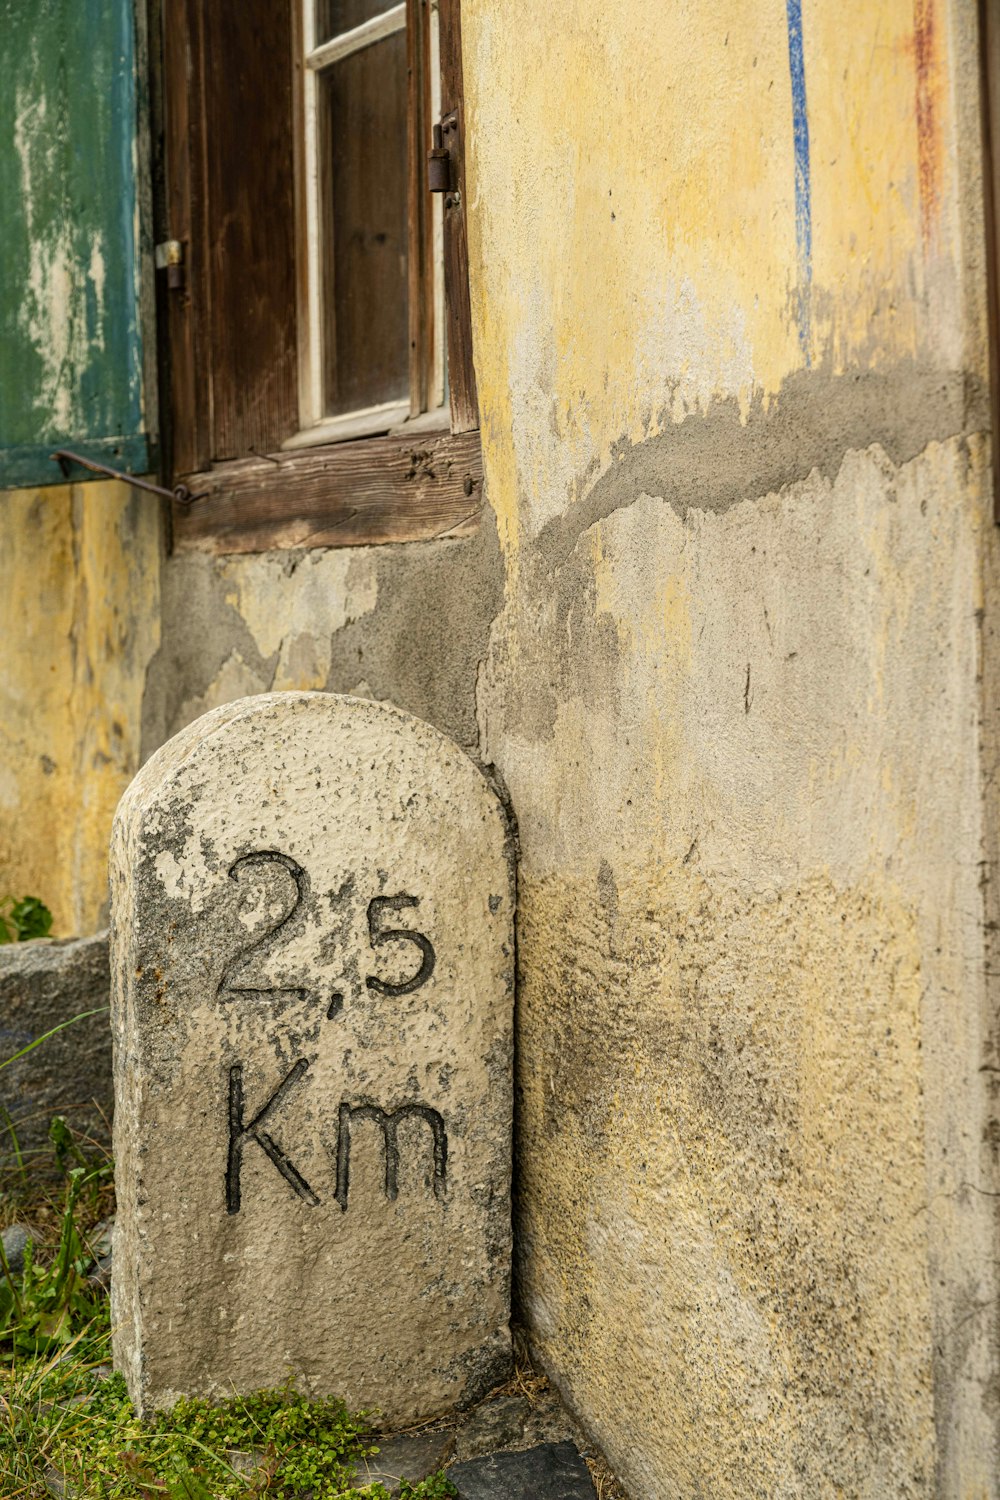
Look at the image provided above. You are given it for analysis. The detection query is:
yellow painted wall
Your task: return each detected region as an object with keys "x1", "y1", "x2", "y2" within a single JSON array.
[
  {"x1": 3, "y1": 0, "x2": 998, "y2": 1491},
  {"x1": 0, "y1": 482, "x2": 160, "y2": 936},
  {"x1": 464, "y1": 0, "x2": 1000, "y2": 1494}
]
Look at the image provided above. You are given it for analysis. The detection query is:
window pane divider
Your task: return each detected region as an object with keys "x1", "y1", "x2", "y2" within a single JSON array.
[{"x1": 306, "y1": 5, "x2": 406, "y2": 72}]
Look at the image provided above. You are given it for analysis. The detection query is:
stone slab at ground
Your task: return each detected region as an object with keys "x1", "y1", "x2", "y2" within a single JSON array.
[
  {"x1": 448, "y1": 1441, "x2": 598, "y2": 1499},
  {"x1": 354, "y1": 1431, "x2": 457, "y2": 1494},
  {"x1": 453, "y1": 1386, "x2": 590, "y2": 1464},
  {"x1": 455, "y1": 1394, "x2": 534, "y2": 1459},
  {"x1": 363, "y1": 1356, "x2": 623, "y2": 1497},
  {"x1": 0, "y1": 932, "x2": 111, "y2": 1167},
  {"x1": 110, "y1": 692, "x2": 515, "y2": 1421}
]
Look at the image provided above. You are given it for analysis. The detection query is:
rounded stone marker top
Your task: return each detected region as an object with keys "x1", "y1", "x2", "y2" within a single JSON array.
[
  {"x1": 110, "y1": 693, "x2": 514, "y2": 1421},
  {"x1": 115, "y1": 691, "x2": 512, "y2": 879}
]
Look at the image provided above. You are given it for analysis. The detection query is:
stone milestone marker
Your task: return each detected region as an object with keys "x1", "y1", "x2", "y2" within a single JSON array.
[{"x1": 109, "y1": 693, "x2": 514, "y2": 1420}]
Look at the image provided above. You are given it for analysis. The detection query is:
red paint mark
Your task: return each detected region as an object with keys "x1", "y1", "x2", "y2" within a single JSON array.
[{"x1": 914, "y1": 0, "x2": 941, "y2": 252}]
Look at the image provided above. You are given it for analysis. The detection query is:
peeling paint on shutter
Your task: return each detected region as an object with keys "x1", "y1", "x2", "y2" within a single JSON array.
[{"x1": 0, "y1": 0, "x2": 150, "y2": 488}]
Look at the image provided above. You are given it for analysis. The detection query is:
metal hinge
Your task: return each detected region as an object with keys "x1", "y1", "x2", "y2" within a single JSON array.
[
  {"x1": 427, "y1": 124, "x2": 450, "y2": 192},
  {"x1": 427, "y1": 111, "x2": 460, "y2": 207},
  {"x1": 155, "y1": 238, "x2": 185, "y2": 290}
]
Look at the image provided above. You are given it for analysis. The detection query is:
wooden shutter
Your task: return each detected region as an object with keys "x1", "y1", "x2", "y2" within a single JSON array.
[
  {"x1": 161, "y1": 0, "x2": 299, "y2": 479},
  {"x1": 0, "y1": 0, "x2": 151, "y2": 488}
]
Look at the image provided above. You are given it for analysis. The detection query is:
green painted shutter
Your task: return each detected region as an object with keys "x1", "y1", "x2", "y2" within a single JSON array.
[{"x1": 0, "y1": 0, "x2": 150, "y2": 488}]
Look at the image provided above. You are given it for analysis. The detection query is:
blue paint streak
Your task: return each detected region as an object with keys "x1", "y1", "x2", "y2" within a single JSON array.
[{"x1": 785, "y1": 0, "x2": 812, "y2": 363}]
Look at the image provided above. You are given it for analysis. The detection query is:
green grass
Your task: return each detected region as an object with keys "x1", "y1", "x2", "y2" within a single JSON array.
[
  {"x1": 1, "y1": 1354, "x2": 456, "y2": 1498},
  {"x1": 0, "y1": 1117, "x2": 456, "y2": 1500}
]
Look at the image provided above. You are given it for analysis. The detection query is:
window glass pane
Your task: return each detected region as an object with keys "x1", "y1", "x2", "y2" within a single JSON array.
[
  {"x1": 316, "y1": 0, "x2": 398, "y2": 44},
  {"x1": 320, "y1": 30, "x2": 409, "y2": 416}
]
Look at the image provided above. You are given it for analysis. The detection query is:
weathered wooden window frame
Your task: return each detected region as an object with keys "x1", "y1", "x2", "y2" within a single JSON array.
[{"x1": 157, "y1": 0, "x2": 480, "y2": 555}]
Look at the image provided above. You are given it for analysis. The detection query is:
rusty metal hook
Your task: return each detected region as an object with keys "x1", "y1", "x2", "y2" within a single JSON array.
[{"x1": 50, "y1": 450, "x2": 205, "y2": 506}]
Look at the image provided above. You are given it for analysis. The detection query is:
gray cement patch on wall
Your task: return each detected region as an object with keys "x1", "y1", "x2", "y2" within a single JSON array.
[
  {"x1": 324, "y1": 520, "x2": 504, "y2": 755},
  {"x1": 493, "y1": 363, "x2": 989, "y2": 746},
  {"x1": 542, "y1": 364, "x2": 985, "y2": 573},
  {"x1": 143, "y1": 516, "x2": 504, "y2": 764}
]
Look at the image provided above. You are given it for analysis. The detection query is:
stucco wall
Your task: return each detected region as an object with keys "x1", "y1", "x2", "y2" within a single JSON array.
[
  {"x1": 0, "y1": 501, "x2": 500, "y2": 938},
  {"x1": 462, "y1": 0, "x2": 1000, "y2": 1496},
  {"x1": 0, "y1": 481, "x2": 160, "y2": 936},
  {"x1": 7, "y1": 0, "x2": 999, "y2": 1491},
  {"x1": 141, "y1": 523, "x2": 502, "y2": 760}
]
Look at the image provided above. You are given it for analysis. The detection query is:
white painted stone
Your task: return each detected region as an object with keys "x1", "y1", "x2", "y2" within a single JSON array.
[{"x1": 110, "y1": 692, "x2": 514, "y2": 1420}]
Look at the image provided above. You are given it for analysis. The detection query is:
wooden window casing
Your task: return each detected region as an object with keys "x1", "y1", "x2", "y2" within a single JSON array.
[{"x1": 157, "y1": 0, "x2": 480, "y2": 554}]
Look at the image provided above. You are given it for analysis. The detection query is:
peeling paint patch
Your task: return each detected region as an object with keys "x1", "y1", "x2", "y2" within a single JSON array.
[
  {"x1": 0, "y1": 0, "x2": 146, "y2": 469},
  {"x1": 175, "y1": 651, "x2": 268, "y2": 736},
  {"x1": 218, "y1": 549, "x2": 377, "y2": 691},
  {"x1": 12, "y1": 83, "x2": 88, "y2": 432},
  {"x1": 88, "y1": 236, "x2": 107, "y2": 354}
]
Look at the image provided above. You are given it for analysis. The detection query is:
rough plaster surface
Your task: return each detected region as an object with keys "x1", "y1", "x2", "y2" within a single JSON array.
[
  {"x1": 485, "y1": 439, "x2": 997, "y2": 1500},
  {"x1": 110, "y1": 692, "x2": 514, "y2": 1419},
  {"x1": 462, "y1": 0, "x2": 1000, "y2": 1495},
  {"x1": 142, "y1": 527, "x2": 503, "y2": 762},
  {"x1": 0, "y1": 931, "x2": 111, "y2": 1163}
]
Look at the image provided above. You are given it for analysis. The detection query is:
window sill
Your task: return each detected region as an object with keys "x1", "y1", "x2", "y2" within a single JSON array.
[
  {"x1": 170, "y1": 425, "x2": 482, "y2": 555},
  {"x1": 281, "y1": 401, "x2": 412, "y2": 450}
]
